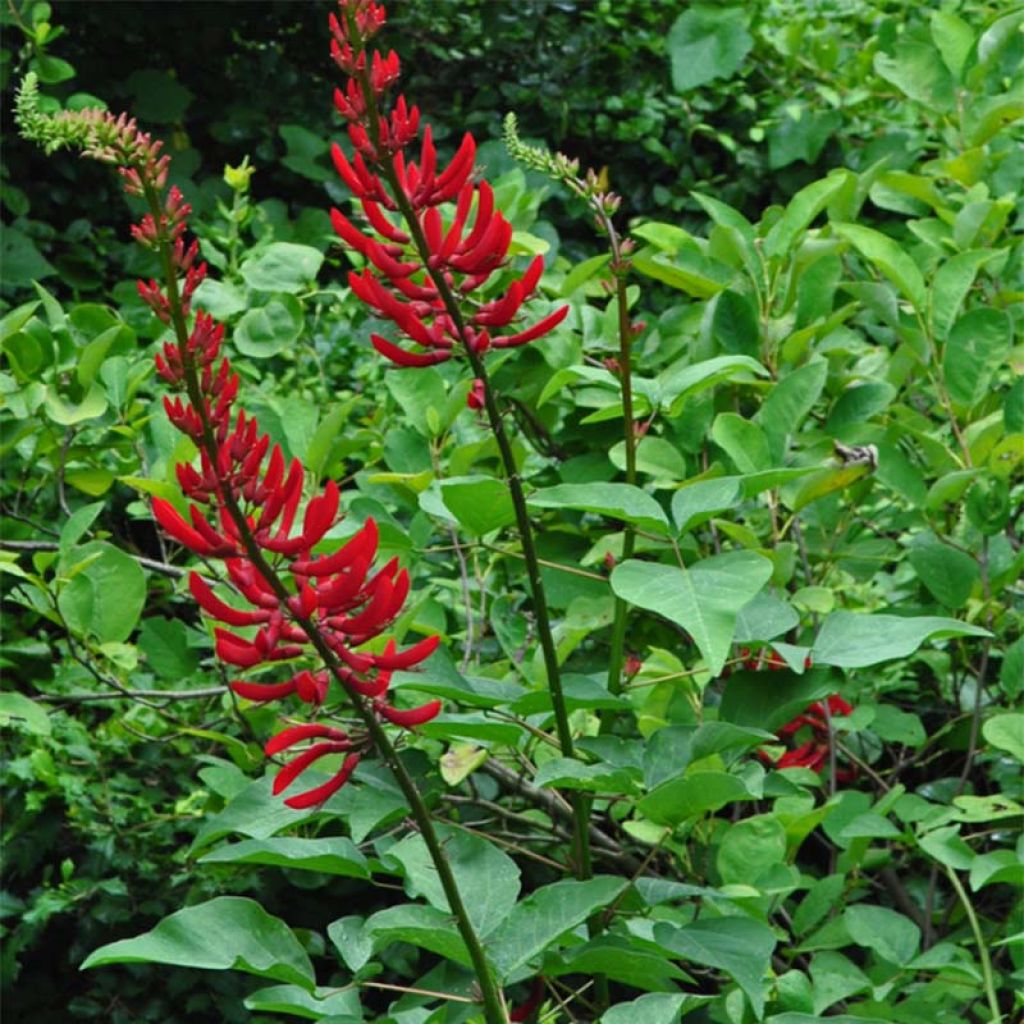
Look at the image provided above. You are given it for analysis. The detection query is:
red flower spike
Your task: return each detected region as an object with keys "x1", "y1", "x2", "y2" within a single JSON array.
[
  {"x1": 189, "y1": 572, "x2": 269, "y2": 627},
  {"x1": 370, "y1": 633, "x2": 440, "y2": 670},
  {"x1": 371, "y1": 333, "x2": 451, "y2": 367},
  {"x1": 231, "y1": 679, "x2": 298, "y2": 702},
  {"x1": 282, "y1": 753, "x2": 361, "y2": 809},
  {"x1": 492, "y1": 306, "x2": 570, "y2": 348},
  {"x1": 376, "y1": 699, "x2": 442, "y2": 728},
  {"x1": 265, "y1": 721, "x2": 350, "y2": 756}
]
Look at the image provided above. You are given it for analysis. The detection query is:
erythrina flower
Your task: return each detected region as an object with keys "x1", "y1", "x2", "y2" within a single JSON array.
[
  {"x1": 27, "y1": 79, "x2": 445, "y2": 810},
  {"x1": 326, "y1": 0, "x2": 569, "y2": 370},
  {"x1": 760, "y1": 695, "x2": 857, "y2": 781}
]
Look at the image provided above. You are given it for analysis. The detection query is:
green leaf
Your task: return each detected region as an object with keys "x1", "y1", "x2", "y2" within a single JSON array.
[
  {"x1": 943, "y1": 308, "x2": 1012, "y2": 406},
  {"x1": 57, "y1": 541, "x2": 146, "y2": 644},
  {"x1": 812, "y1": 612, "x2": 990, "y2": 669},
  {"x1": 930, "y1": 10, "x2": 975, "y2": 80},
  {"x1": 654, "y1": 917, "x2": 776, "y2": 1017},
  {"x1": 194, "y1": 279, "x2": 247, "y2": 319},
  {"x1": 712, "y1": 289, "x2": 759, "y2": 356},
  {"x1": 44, "y1": 382, "x2": 107, "y2": 425},
  {"x1": 326, "y1": 916, "x2": 373, "y2": 973},
  {"x1": 609, "y1": 437, "x2": 686, "y2": 480},
  {"x1": 244, "y1": 984, "x2": 361, "y2": 1021},
  {"x1": 81, "y1": 896, "x2": 315, "y2": 989},
  {"x1": 125, "y1": 68, "x2": 193, "y2": 122},
  {"x1": 874, "y1": 40, "x2": 954, "y2": 111},
  {"x1": 667, "y1": 5, "x2": 753, "y2": 92},
  {"x1": 551, "y1": 935, "x2": 692, "y2": 993},
  {"x1": 671, "y1": 477, "x2": 741, "y2": 535},
  {"x1": 632, "y1": 247, "x2": 733, "y2": 298},
  {"x1": 362, "y1": 903, "x2": 472, "y2": 967},
  {"x1": 712, "y1": 413, "x2": 771, "y2": 473},
  {"x1": 441, "y1": 477, "x2": 516, "y2": 536},
  {"x1": 917, "y1": 825, "x2": 974, "y2": 870},
  {"x1": 0, "y1": 692, "x2": 51, "y2": 736},
  {"x1": 533, "y1": 758, "x2": 636, "y2": 794},
  {"x1": 639, "y1": 770, "x2": 752, "y2": 826},
  {"x1": 826, "y1": 381, "x2": 896, "y2": 432},
  {"x1": 907, "y1": 532, "x2": 979, "y2": 608},
  {"x1": 611, "y1": 553, "x2": 773, "y2": 675},
  {"x1": 529, "y1": 482, "x2": 669, "y2": 534},
  {"x1": 757, "y1": 361, "x2": 828, "y2": 459},
  {"x1": 487, "y1": 876, "x2": 627, "y2": 978},
  {"x1": 234, "y1": 294, "x2": 304, "y2": 358},
  {"x1": 717, "y1": 814, "x2": 787, "y2": 885},
  {"x1": 599, "y1": 993, "x2": 690, "y2": 1024},
  {"x1": 241, "y1": 243, "x2": 323, "y2": 293},
  {"x1": 199, "y1": 837, "x2": 370, "y2": 878},
  {"x1": 59, "y1": 502, "x2": 104, "y2": 559},
  {"x1": 720, "y1": 669, "x2": 834, "y2": 732},
  {"x1": 137, "y1": 617, "x2": 200, "y2": 680},
  {"x1": 929, "y1": 250, "x2": 997, "y2": 338},
  {"x1": 970, "y1": 850, "x2": 1024, "y2": 892},
  {"x1": 982, "y1": 713, "x2": 1024, "y2": 763},
  {"x1": 384, "y1": 827, "x2": 520, "y2": 939},
  {"x1": 844, "y1": 904, "x2": 920, "y2": 966},
  {"x1": 561, "y1": 253, "x2": 611, "y2": 296},
  {"x1": 763, "y1": 174, "x2": 849, "y2": 259},
  {"x1": 833, "y1": 223, "x2": 926, "y2": 311},
  {"x1": 659, "y1": 354, "x2": 767, "y2": 409}
]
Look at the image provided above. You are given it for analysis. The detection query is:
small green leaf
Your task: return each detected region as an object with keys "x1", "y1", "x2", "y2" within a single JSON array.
[
  {"x1": 943, "y1": 308, "x2": 1012, "y2": 406},
  {"x1": 639, "y1": 770, "x2": 752, "y2": 826},
  {"x1": 907, "y1": 532, "x2": 979, "y2": 608},
  {"x1": 763, "y1": 174, "x2": 849, "y2": 259},
  {"x1": 244, "y1": 984, "x2": 361, "y2": 1021},
  {"x1": 234, "y1": 294, "x2": 304, "y2": 358},
  {"x1": 671, "y1": 477, "x2": 741, "y2": 535},
  {"x1": 44, "y1": 382, "x2": 107, "y2": 425},
  {"x1": 57, "y1": 541, "x2": 146, "y2": 644},
  {"x1": 845, "y1": 904, "x2": 920, "y2": 966},
  {"x1": 441, "y1": 477, "x2": 516, "y2": 536},
  {"x1": 534, "y1": 758, "x2": 636, "y2": 794},
  {"x1": 834, "y1": 223, "x2": 926, "y2": 311},
  {"x1": 81, "y1": 897, "x2": 315, "y2": 989},
  {"x1": 667, "y1": 5, "x2": 753, "y2": 92},
  {"x1": 982, "y1": 713, "x2": 1024, "y2": 763},
  {"x1": 241, "y1": 243, "x2": 323, "y2": 293},
  {"x1": 0, "y1": 692, "x2": 51, "y2": 736}
]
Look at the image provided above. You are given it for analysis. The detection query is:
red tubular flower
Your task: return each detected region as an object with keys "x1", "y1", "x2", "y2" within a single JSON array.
[
  {"x1": 326, "y1": 0, "x2": 569, "y2": 371},
  {"x1": 762, "y1": 694, "x2": 856, "y2": 782}
]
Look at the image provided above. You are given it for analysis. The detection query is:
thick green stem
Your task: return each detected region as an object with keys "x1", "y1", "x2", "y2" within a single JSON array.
[
  {"x1": 145, "y1": 184, "x2": 508, "y2": 1024},
  {"x1": 371, "y1": 149, "x2": 593, "y2": 881}
]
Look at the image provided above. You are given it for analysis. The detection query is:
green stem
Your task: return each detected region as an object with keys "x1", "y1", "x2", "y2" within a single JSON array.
[
  {"x1": 144, "y1": 183, "x2": 509, "y2": 1024},
  {"x1": 368, "y1": 128, "x2": 592, "y2": 881},
  {"x1": 605, "y1": 272, "x2": 637, "y2": 700},
  {"x1": 944, "y1": 866, "x2": 1003, "y2": 1023}
]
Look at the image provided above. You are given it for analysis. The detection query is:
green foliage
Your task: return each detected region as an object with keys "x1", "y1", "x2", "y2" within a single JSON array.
[{"x1": 2, "y1": 1, "x2": 1022, "y2": 1022}]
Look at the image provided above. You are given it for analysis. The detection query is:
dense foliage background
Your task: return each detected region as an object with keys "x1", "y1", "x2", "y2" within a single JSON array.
[{"x1": 2, "y1": 1, "x2": 1022, "y2": 1023}]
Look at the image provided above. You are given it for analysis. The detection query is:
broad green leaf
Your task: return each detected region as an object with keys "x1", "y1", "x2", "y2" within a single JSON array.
[
  {"x1": 551, "y1": 935, "x2": 692, "y2": 992},
  {"x1": 363, "y1": 903, "x2": 472, "y2": 967},
  {"x1": 59, "y1": 501, "x2": 104, "y2": 559},
  {"x1": 137, "y1": 616, "x2": 201, "y2": 680},
  {"x1": 639, "y1": 770, "x2": 752, "y2": 826},
  {"x1": 717, "y1": 815, "x2": 788, "y2": 885},
  {"x1": 763, "y1": 174, "x2": 849, "y2": 259},
  {"x1": 943, "y1": 308, "x2": 1012, "y2": 406},
  {"x1": 970, "y1": 850, "x2": 1024, "y2": 892},
  {"x1": 982, "y1": 713, "x2": 1024, "y2": 763},
  {"x1": 57, "y1": 541, "x2": 146, "y2": 644},
  {"x1": 244, "y1": 984, "x2": 361, "y2": 1021},
  {"x1": 917, "y1": 825, "x2": 974, "y2": 870},
  {"x1": 826, "y1": 381, "x2": 896, "y2": 431},
  {"x1": 874, "y1": 40, "x2": 954, "y2": 111},
  {"x1": 81, "y1": 896, "x2": 315, "y2": 989},
  {"x1": 667, "y1": 5, "x2": 753, "y2": 92},
  {"x1": 0, "y1": 300, "x2": 41, "y2": 344},
  {"x1": 0, "y1": 692, "x2": 51, "y2": 736},
  {"x1": 654, "y1": 916, "x2": 776, "y2": 1017},
  {"x1": 487, "y1": 876, "x2": 627, "y2": 977},
  {"x1": 929, "y1": 250, "x2": 997, "y2": 338},
  {"x1": 561, "y1": 253, "x2": 611, "y2": 296},
  {"x1": 599, "y1": 993, "x2": 692, "y2": 1024},
  {"x1": 632, "y1": 246, "x2": 733, "y2": 298},
  {"x1": 907, "y1": 532, "x2": 979, "y2": 608},
  {"x1": 43, "y1": 381, "x2": 107, "y2": 425},
  {"x1": 194, "y1": 279, "x2": 247, "y2": 319},
  {"x1": 611, "y1": 553, "x2": 773, "y2": 674},
  {"x1": 845, "y1": 904, "x2": 920, "y2": 966},
  {"x1": 384, "y1": 827, "x2": 520, "y2": 938},
  {"x1": 534, "y1": 758, "x2": 636, "y2": 794},
  {"x1": 931, "y1": 10, "x2": 975, "y2": 80},
  {"x1": 720, "y1": 670, "x2": 834, "y2": 732},
  {"x1": 241, "y1": 243, "x2": 323, "y2": 293},
  {"x1": 199, "y1": 837, "x2": 369, "y2": 878},
  {"x1": 789, "y1": 465, "x2": 870, "y2": 512},
  {"x1": 385, "y1": 366, "x2": 447, "y2": 437},
  {"x1": 671, "y1": 476, "x2": 741, "y2": 535},
  {"x1": 712, "y1": 289, "x2": 759, "y2": 356},
  {"x1": 734, "y1": 591, "x2": 799, "y2": 643},
  {"x1": 834, "y1": 223, "x2": 926, "y2": 311},
  {"x1": 712, "y1": 413, "x2": 771, "y2": 473},
  {"x1": 757, "y1": 361, "x2": 827, "y2": 459},
  {"x1": 234, "y1": 294, "x2": 303, "y2": 358},
  {"x1": 528, "y1": 482, "x2": 669, "y2": 534},
  {"x1": 812, "y1": 612, "x2": 990, "y2": 669},
  {"x1": 658, "y1": 354, "x2": 767, "y2": 408},
  {"x1": 609, "y1": 436, "x2": 686, "y2": 480},
  {"x1": 327, "y1": 916, "x2": 373, "y2": 973},
  {"x1": 441, "y1": 477, "x2": 516, "y2": 536}
]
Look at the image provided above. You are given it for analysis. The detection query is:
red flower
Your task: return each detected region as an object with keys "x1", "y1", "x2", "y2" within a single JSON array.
[
  {"x1": 761, "y1": 694, "x2": 856, "y2": 781},
  {"x1": 327, "y1": 0, "x2": 568, "y2": 370}
]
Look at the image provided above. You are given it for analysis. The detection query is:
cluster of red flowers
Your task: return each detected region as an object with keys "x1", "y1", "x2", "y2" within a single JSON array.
[
  {"x1": 761, "y1": 695, "x2": 856, "y2": 779},
  {"x1": 327, "y1": 0, "x2": 568, "y2": 380},
  {"x1": 100, "y1": 114, "x2": 441, "y2": 810}
]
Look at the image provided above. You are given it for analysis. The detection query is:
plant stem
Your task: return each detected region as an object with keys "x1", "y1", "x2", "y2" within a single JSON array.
[
  {"x1": 375, "y1": 157, "x2": 592, "y2": 881},
  {"x1": 605, "y1": 272, "x2": 637, "y2": 700},
  {"x1": 146, "y1": 184, "x2": 509, "y2": 1024},
  {"x1": 944, "y1": 866, "x2": 1003, "y2": 1023}
]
